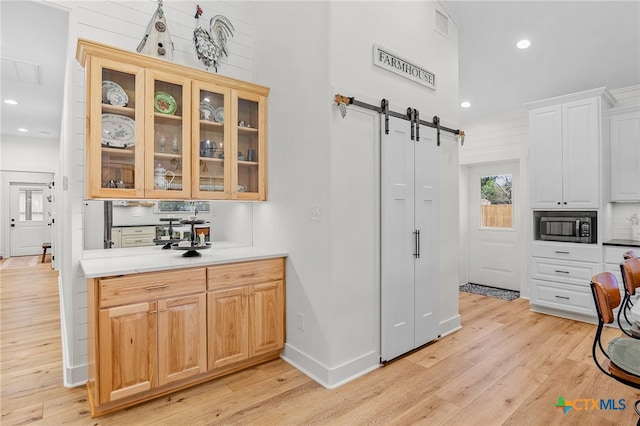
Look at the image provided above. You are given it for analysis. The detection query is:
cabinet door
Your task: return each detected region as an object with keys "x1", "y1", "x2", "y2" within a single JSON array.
[
  {"x1": 249, "y1": 281, "x2": 284, "y2": 357},
  {"x1": 610, "y1": 109, "x2": 640, "y2": 201},
  {"x1": 192, "y1": 81, "x2": 232, "y2": 199},
  {"x1": 86, "y1": 56, "x2": 145, "y2": 199},
  {"x1": 158, "y1": 294, "x2": 207, "y2": 385},
  {"x1": 208, "y1": 287, "x2": 248, "y2": 370},
  {"x1": 562, "y1": 98, "x2": 600, "y2": 208},
  {"x1": 529, "y1": 105, "x2": 563, "y2": 208},
  {"x1": 232, "y1": 90, "x2": 267, "y2": 200},
  {"x1": 98, "y1": 302, "x2": 157, "y2": 404},
  {"x1": 144, "y1": 70, "x2": 191, "y2": 199}
]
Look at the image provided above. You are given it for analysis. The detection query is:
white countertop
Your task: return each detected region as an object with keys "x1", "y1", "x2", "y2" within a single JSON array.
[{"x1": 80, "y1": 244, "x2": 287, "y2": 278}]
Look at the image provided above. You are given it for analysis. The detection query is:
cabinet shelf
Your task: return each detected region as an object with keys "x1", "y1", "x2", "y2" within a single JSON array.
[
  {"x1": 200, "y1": 120, "x2": 224, "y2": 128},
  {"x1": 102, "y1": 104, "x2": 135, "y2": 117},
  {"x1": 102, "y1": 146, "x2": 135, "y2": 156},
  {"x1": 238, "y1": 126, "x2": 258, "y2": 133},
  {"x1": 238, "y1": 160, "x2": 258, "y2": 166},
  {"x1": 155, "y1": 113, "x2": 183, "y2": 122}
]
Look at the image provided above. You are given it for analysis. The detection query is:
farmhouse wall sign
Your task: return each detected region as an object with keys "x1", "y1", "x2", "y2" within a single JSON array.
[{"x1": 372, "y1": 44, "x2": 436, "y2": 91}]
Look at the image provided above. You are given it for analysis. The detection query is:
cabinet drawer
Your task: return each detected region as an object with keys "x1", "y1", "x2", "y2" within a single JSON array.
[
  {"x1": 99, "y1": 268, "x2": 206, "y2": 307},
  {"x1": 121, "y1": 235, "x2": 155, "y2": 248},
  {"x1": 121, "y1": 226, "x2": 155, "y2": 236},
  {"x1": 531, "y1": 257, "x2": 600, "y2": 288},
  {"x1": 604, "y1": 246, "x2": 638, "y2": 264},
  {"x1": 531, "y1": 279, "x2": 596, "y2": 316},
  {"x1": 207, "y1": 258, "x2": 284, "y2": 289},
  {"x1": 530, "y1": 241, "x2": 601, "y2": 262}
]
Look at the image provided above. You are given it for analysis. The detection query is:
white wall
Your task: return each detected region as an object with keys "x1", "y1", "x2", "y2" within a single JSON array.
[
  {"x1": 252, "y1": 1, "x2": 460, "y2": 387},
  {"x1": 48, "y1": 0, "x2": 255, "y2": 386},
  {"x1": 0, "y1": 134, "x2": 58, "y2": 257}
]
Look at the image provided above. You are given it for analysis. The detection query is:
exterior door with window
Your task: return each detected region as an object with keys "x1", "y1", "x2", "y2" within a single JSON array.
[
  {"x1": 9, "y1": 183, "x2": 50, "y2": 256},
  {"x1": 468, "y1": 162, "x2": 520, "y2": 291}
]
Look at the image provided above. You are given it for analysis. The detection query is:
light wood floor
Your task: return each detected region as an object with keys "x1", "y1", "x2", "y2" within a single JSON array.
[{"x1": 2, "y1": 258, "x2": 639, "y2": 425}]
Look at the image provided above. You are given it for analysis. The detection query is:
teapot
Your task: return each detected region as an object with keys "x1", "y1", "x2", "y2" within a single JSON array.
[{"x1": 154, "y1": 164, "x2": 175, "y2": 190}]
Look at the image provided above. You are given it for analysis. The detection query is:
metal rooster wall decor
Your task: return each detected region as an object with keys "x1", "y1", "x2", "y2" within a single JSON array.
[
  {"x1": 193, "y1": 4, "x2": 235, "y2": 72},
  {"x1": 137, "y1": 0, "x2": 174, "y2": 60}
]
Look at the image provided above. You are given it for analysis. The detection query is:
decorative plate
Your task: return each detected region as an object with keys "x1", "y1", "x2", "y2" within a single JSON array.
[
  {"x1": 199, "y1": 101, "x2": 216, "y2": 121},
  {"x1": 101, "y1": 114, "x2": 135, "y2": 148},
  {"x1": 214, "y1": 107, "x2": 225, "y2": 123},
  {"x1": 106, "y1": 87, "x2": 129, "y2": 106},
  {"x1": 154, "y1": 91, "x2": 177, "y2": 114},
  {"x1": 102, "y1": 81, "x2": 126, "y2": 104}
]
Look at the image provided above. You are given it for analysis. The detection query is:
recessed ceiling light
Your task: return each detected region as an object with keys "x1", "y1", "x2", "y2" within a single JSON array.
[
  {"x1": 18, "y1": 128, "x2": 29, "y2": 132},
  {"x1": 517, "y1": 39, "x2": 531, "y2": 49},
  {"x1": 461, "y1": 101, "x2": 471, "y2": 108},
  {"x1": 4, "y1": 99, "x2": 18, "y2": 105}
]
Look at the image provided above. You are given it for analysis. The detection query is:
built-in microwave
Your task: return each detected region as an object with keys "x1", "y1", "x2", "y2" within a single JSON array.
[{"x1": 539, "y1": 216, "x2": 596, "y2": 244}]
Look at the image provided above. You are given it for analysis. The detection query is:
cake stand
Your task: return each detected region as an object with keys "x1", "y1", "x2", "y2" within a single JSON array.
[{"x1": 171, "y1": 219, "x2": 211, "y2": 257}]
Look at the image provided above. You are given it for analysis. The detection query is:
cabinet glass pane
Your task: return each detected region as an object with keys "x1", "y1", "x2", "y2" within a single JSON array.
[
  {"x1": 237, "y1": 98, "x2": 259, "y2": 194},
  {"x1": 153, "y1": 80, "x2": 184, "y2": 192},
  {"x1": 101, "y1": 69, "x2": 136, "y2": 189},
  {"x1": 198, "y1": 90, "x2": 225, "y2": 193}
]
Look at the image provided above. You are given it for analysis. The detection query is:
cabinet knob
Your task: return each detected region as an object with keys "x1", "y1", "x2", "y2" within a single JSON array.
[{"x1": 557, "y1": 202, "x2": 561, "y2": 205}]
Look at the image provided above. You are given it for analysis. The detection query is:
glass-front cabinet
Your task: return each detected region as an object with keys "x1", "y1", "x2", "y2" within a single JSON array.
[
  {"x1": 78, "y1": 38, "x2": 269, "y2": 201},
  {"x1": 87, "y1": 57, "x2": 145, "y2": 198},
  {"x1": 144, "y1": 70, "x2": 191, "y2": 199},
  {"x1": 234, "y1": 91, "x2": 267, "y2": 200},
  {"x1": 192, "y1": 82, "x2": 231, "y2": 199}
]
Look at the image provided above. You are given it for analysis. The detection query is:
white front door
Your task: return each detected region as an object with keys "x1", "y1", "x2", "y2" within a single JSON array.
[
  {"x1": 468, "y1": 162, "x2": 520, "y2": 291},
  {"x1": 9, "y1": 183, "x2": 51, "y2": 256}
]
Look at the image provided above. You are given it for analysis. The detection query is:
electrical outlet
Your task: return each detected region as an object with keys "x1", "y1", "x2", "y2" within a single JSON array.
[
  {"x1": 311, "y1": 205, "x2": 321, "y2": 221},
  {"x1": 297, "y1": 313, "x2": 304, "y2": 331}
]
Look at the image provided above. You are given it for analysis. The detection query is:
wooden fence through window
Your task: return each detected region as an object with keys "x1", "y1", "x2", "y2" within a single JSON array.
[{"x1": 481, "y1": 204, "x2": 512, "y2": 228}]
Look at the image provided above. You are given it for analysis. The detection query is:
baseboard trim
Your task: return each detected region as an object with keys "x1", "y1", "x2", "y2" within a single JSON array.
[
  {"x1": 439, "y1": 314, "x2": 462, "y2": 336},
  {"x1": 281, "y1": 344, "x2": 380, "y2": 389},
  {"x1": 530, "y1": 304, "x2": 597, "y2": 325},
  {"x1": 59, "y1": 273, "x2": 88, "y2": 388}
]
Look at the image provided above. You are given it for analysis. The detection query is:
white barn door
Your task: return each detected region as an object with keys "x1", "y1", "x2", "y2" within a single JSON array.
[{"x1": 381, "y1": 116, "x2": 439, "y2": 362}]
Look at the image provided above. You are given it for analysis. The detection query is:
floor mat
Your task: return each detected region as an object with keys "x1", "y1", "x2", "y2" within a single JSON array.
[
  {"x1": 459, "y1": 282, "x2": 520, "y2": 301},
  {"x1": 0, "y1": 256, "x2": 39, "y2": 270}
]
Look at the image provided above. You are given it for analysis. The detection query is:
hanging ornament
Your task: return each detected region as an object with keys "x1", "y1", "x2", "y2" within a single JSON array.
[
  {"x1": 334, "y1": 94, "x2": 351, "y2": 119},
  {"x1": 137, "y1": 0, "x2": 174, "y2": 60},
  {"x1": 457, "y1": 130, "x2": 465, "y2": 146}
]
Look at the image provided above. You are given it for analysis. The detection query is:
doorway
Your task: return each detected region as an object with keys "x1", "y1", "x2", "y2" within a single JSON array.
[
  {"x1": 467, "y1": 162, "x2": 520, "y2": 291},
  {"x1": 9, "y1": 182, "x2": 52, "y2": 257}
]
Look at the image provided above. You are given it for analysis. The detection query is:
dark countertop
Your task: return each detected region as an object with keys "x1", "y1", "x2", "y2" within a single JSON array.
[{"x1": 603, "y1": 239, "x2": 640, "y2": 248}]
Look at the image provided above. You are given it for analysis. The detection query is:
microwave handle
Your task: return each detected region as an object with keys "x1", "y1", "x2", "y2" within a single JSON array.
[{"x1": 576, "y1": 220, "x2": 580, "y2": 237}]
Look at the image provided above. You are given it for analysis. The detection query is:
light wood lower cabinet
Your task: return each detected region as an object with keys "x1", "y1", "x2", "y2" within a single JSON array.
[
  {"x1": 208, "y1": 279, "x2": 284, "y2": 370},
  {"x1": 87, "y1": 258, "x2": 285, "y2": 417}
]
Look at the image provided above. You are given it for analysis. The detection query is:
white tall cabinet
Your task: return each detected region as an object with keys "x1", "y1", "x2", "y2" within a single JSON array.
[
  {"x1": 608, "y1": 106, "x2": 640, "y2": 202},
  {"x1": 527, "y1": 88, "x2": 615, "y2": 209},
  {"x1": 381, "y1": 116, "x2": 439, "y2": 362},
  {"x1": 526, "y1": 87, "x2": 616, "y2": 322}
]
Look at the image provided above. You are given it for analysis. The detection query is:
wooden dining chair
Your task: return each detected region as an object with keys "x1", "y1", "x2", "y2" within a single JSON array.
[
  {"x1": 624, "y1": 250, "x2": 638, "y2": 260},
  {"x1": 590, "y1": 272, "x2": 640, "y2": 419},
  {"x1": 618, "y1": 257, "x2": 640, "y2": 338}
]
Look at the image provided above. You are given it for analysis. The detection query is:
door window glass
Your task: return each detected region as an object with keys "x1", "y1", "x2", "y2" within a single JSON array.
[
  {"x1": 19, "y1": 189, "x2": 44, "y2": 221},
  {"x1": 480, "y1": 174, "x2": 512, "y2": 228}
]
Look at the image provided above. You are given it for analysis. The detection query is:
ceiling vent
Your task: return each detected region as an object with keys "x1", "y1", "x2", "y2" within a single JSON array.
[
  {"x1": 434, "y1": 9, "x2": 449, "y2": 37},
  {"x1": 1, "y1": 57, "x2": 41, "y2": 85}
]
